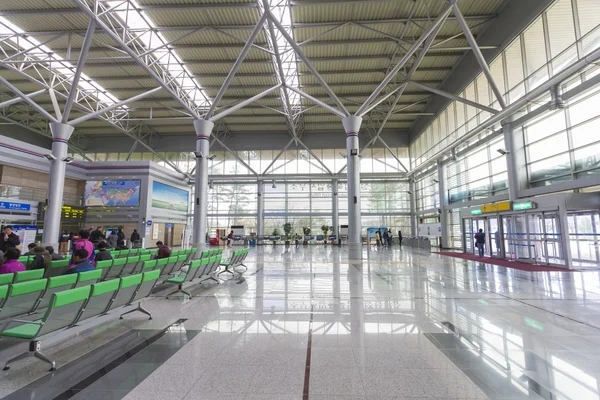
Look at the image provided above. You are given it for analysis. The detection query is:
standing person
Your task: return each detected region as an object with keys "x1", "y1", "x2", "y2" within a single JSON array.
[
  {"x1": 0, "y1": 226, "x2": 20, "y2": 254},
  {"x1": 117, "y1": 228, "x2": 125, "y2": 243},
  {"x1": 474, "y1": 229, "x2": 486, "y2": 258},
  {"x1": 387, "y1": 229, "x2": 393, "y2": 247},
  {"x1": 45, "y1": 246, "x2": 64, "y2": 261},
  {"x1": 65, "y1": 249, "x2": 96, "y2": 274},
  {"x1": 70, "y1": 230, "x2": 95, "y2": 266},
  {"x1": 227, "y1": 230, "x2": 234, "y2": 247},
  {"x1": 0, "y1": 248, "x2": 26, "y2": 274},
  {"x1": 375, "y1": 231, "x2": 381, "y2": 247},
  {"x1": 59, "y1": 230, "x2": 70, "y2": 256},
  {"x1": 107, "y1": 231, "x2": 118, "y2": 249},
  {"x1": 155, "y1": 241, "x2": 171, "y2": 259},
  {"x1": 130, "y1": 229, "x2": 140, "y2": 247},
  {"x1": 398, "y1": 231, "x2": 403, "y2": 247},
  {"x1": 90, "y1": 226, "x2": 104, "y2": 245}
]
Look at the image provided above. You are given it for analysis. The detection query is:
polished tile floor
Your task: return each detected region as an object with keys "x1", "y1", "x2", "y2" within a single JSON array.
[{"x1": 2, "y1": 245, "x2": 600, "y2": 399}]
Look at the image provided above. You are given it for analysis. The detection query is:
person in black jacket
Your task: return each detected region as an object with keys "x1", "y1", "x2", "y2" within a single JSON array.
[
  {"x1": 0, "y1": 226, "x2": 20, "y2": 253},
  {"x1": 90, "y1": 226, "x2": 104, "y2": 245},
  {"x1": 130, "y1": 229, "x2": 140, "y2": 245},
  {"x1": 95, "y1": 242, "x2": 113, "y2": 262}
]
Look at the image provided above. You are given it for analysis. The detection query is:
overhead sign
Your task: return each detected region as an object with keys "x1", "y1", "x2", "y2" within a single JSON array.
[
  {"x1": 514, "y1": 201, "x2": 536, "y2": 211},
  {"x1": 165, "y1": 223, "x2": 174, "y2": 228},
  {"x1": 471, "y1": 209, "x2": 483, "y2": 215},
  {"x1": 0, "y1": 201, "x2": 30, "y2": 212},
  {"x1": 481, "y1": 201, "x2": 511, "y2": 213}
]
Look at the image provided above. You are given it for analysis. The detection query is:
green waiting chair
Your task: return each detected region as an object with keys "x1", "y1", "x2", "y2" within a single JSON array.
[
  {"x1": 74, "y1": 279, "x2": 120, "y2": 323},
  {"x1": 119, "y1": 270, "x2": 160, "y2": 320},
  {"x1": 44, "y1": 259, "x2": 69, "y2": 278},
  {"x1": 36, "y1": 275, "x2": 77, "y2": 310},
  {"x1": 120, "y1": 256, "x2": 140, "y2": 277},
  {"x1": 155, "y1": 258, "x2": 170, "y2": 275},
  {"x1": 1, "y1": 286, "x2": 92, "y2": 371},
  {"x1": 164, "y1": 260, "x2": 202, "y2": 299},
  {"x1": 162, "y1": 256, "x2": 179, "y2": 276},
  {"x1": 141, "y1": 260, "x2": 158, "y2": 272},
  {"x1": 105, "y1": 258, "x2": 127, "y2": 280},
  {"x1": 106, "y1": 274, "x2": 142, "y2": 313},
  {"x1": 0, "y1": 274, "x2": 14, "y2": 286},
  {"x1": 0, "y1": 279, "x2": 48, "y2": 321},
  {"x1": 14, "y1": 269, "x2": 44, "y2": 283},
  {"x1": 74, "y1": 269, "x2": 102, "y2": 288},
  {"x1": 96, "y1": 260, "x2": 114, "y2": 281}
]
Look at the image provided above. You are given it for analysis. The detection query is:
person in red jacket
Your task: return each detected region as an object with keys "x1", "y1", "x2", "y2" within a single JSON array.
[{"x1": 155, "y1": 241, "x2": 171, "y2": 259}]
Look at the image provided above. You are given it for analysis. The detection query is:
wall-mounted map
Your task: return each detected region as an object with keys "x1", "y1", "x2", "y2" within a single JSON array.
[{"x1": 85, "y1": 180, "x2": 140, "y2": 207}]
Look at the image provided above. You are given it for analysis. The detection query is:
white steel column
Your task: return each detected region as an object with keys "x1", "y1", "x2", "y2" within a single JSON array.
[
  {"x1": 342, "y1": 116, "x2": 363, "y2": 258},
  {"x1": 437, "y1": 161, "x2": 449, "y2": 249},
  {"x1": 257, "y1": 179, "x2": 264, "y2": 236},
  {"x1": 193, "y1": 119, "x2": 214, "y2": 252},
  {"x1": 502, "y1": 119, "x2": 520, "y2": 201},
  {"x1": 42, "y1": 123, "x2": 75, "y2": 248},
  {"x1": 332, "y1": 179, "x2": 339, "y2": 244},
  {"x1": 558, "y1": 197, "x2": 574, "y2": 269},
  {"x1": 409, "y1": 179, "x2": 416, "y2": 236}
]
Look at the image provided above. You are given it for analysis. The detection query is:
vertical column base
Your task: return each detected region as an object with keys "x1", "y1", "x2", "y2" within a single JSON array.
[{"x1": 348, "y1": 243, "x2": 362, "y2": 261}]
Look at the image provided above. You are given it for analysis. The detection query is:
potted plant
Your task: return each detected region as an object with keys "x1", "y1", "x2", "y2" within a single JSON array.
[
  {"x1": 302, "y1": 227, "x2": 311, "y2": 245},
  {"x1": 321, "y1": 225, "x2": 330, "y2": 244},
  {"x1": 272, "y1": 229, "x2": 279, "y2": 245},
  {"x1": 283, "y1": 222, "x2": 292, "y2": 246}
]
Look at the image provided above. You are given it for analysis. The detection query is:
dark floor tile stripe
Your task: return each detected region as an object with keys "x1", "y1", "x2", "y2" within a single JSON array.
[{"x1": 303, "y1": 304, "x2": 314, "y2": 400}]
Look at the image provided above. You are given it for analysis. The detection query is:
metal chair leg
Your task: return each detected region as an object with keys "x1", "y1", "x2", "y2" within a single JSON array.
[
  {"x1": 3, "y1": 351, "x2": 29, "y2": 371},
  {"x1": 33, "y1": 351, "x2": 56, "y2": 371},
  {"x1": 120, "y1": 301, "x2": 153, "y2": 320}
]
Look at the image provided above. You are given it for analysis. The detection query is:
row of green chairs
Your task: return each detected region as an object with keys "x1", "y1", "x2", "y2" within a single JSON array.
[
  {"x1": 105, "y1": 248, "x2": 152, "y2": 259},
  {"x1": 0, "y1": 270, "x2": 102, "y2": 322},
  {"x1": 1, "y1": 269, "x2": 160, "y2": 371},
  {"x1": 199, "y1": 248, "x2": 223, "y2": 259},
  {"x1": 165, "y1": 255, "x2": 222, "y2": 299},
  {"x1": 218, "y1": 248, "x2": 249, "y2": 277},
  {"x1": 1, "y1": 269, "x2": 47, "y2": 286}
]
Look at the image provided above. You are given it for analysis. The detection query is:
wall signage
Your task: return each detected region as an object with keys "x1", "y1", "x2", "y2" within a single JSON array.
[
  {"x1": 0, "y1": 201, "x2": 30, "y2": 211},
  {"x1": 513, "y1": 201, "x2": 536, "y2": 211},
  {"x1": 481, "y1": 201, "x2": 511, "y2": 213},
  {"x1": 470, "y1": 209, "x2": 483, "y2": 215}
]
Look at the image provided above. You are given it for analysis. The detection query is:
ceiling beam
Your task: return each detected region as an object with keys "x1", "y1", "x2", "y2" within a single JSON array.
[
  {"x1": 42, "y1": 36, "x2": 485, "y2": 53},
  {"x1": 5, "y1": 15, "x2": 495, "y2": 35}
]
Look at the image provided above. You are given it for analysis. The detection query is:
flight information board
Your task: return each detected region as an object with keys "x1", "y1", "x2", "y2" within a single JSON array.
[{"x1": 40, "y1": 204, "x2": 86, "y2": 221}]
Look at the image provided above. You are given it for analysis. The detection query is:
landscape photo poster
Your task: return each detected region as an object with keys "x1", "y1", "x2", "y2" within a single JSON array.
[{"x1": 151, "y1": 181, "x2": 189, "y2": 212}]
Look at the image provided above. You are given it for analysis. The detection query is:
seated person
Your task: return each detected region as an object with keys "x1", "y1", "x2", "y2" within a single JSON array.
[
  {"x1": 0, "y1": 247, "x2": 26, "y2": 274},
  {"x1": 155, "y1": 241, "x2": 171, "y2": 259},
  {"x1": 45, "y1": 246, "x2": 64, "y2": 261},
  {"x1": 30, "y1": 246, "x2": 52, "y2": 270},
  {"x1": 22, "y1": 242, "x2": 37, "y2": 256},
  {"x1": 95, "y1": 241, "x2": 113, "y2": 262},
  {"x1": 116, "y1": 238, "x2": 128, "y2": 250},
  {"x1": 65, "y1": 249, "x2": 96, "y2": 274}
]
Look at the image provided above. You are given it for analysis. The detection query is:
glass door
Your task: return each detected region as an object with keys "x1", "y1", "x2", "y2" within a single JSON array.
[
  {"x1": 488, "y1": 217, "x2": 501, "y2": 258},
  {"x1": 503, "y1": 214, "x2": 530, "y2": 261},
  {"x1": 543, "y1": 212, "x2": 564, "y2": 266}
]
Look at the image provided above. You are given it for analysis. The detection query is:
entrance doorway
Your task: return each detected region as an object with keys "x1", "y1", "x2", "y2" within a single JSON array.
[{"x1": 463, "y1": 211, "x2": 566, "y2": 266}]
